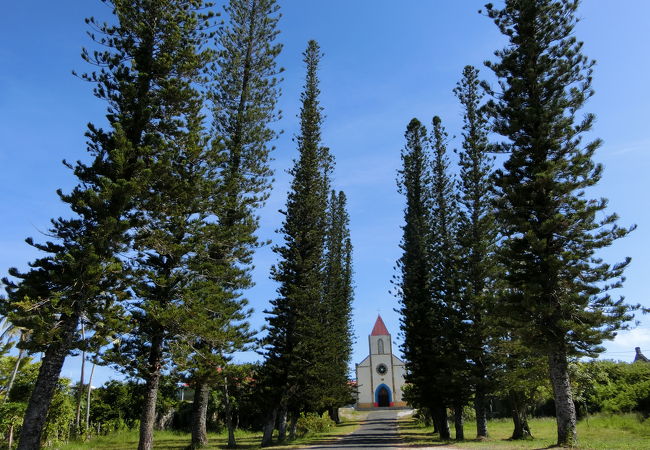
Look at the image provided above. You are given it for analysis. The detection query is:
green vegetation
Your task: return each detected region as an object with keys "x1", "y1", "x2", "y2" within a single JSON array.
[
  {"x1": 399, "y1": 414, "x2": 650, "y2": 449},
  {"x1": 0, "y1": 0, "x2": 643, "y2": 448},
  {"x1": 395, "y1": 0, "x2": 638, "y2": 446},
  {"x1": 485, "y1": 0, "x2": 636, "y2": 445}
]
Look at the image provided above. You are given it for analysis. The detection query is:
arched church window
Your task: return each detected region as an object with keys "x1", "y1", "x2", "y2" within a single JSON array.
[{"x1": 377, "y1": 338, "x2": 385, "y2": 354}]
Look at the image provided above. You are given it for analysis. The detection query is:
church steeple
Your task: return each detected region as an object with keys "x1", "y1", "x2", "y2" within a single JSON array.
[
  {"x1": 371, "y1": 314, "x2": 390, "y2": 336},
  {"x1": 355, "y1": 314, "x2": 407, "y2": 408}
]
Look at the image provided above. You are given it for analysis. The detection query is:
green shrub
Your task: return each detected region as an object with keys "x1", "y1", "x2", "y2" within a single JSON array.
[
  {"x1": 42, "y1": 381, "x2": 75, "y2": 447},
  {"x1": 0, "y1": 401, "x2": 26, "y2": 439},
  {"x1": 412, "y1": 408, "x2": 432, "y2": 426},
  {"x1": 296, "y1": 412, "x2": 334, "y2": 436}
]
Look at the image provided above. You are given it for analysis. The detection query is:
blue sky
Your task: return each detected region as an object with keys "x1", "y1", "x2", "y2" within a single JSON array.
[{"x1": 1, "y1": 1, "x2": 650, "y2": 385}]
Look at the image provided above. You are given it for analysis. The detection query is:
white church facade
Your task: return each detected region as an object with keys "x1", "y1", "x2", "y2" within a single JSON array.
[{"x1": 355, "y1": 315, "x2": 407, "y2": 408}]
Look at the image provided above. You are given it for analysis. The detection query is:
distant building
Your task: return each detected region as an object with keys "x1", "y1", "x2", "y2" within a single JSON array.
[
  {"x1": 355, "y1": 315, "x2": 407, "y2": 408},
  {"x1": 634, "y1": 347, "x2": 649, "y2": 363}
]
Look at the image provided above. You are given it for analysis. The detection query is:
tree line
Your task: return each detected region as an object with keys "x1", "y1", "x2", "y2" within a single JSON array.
[
  {"x1": 396, "y1": 0, "x2": 640, "y2": 447},
  {"x1": 1, "y1": 0, "x2": 645, "y2": 449},
  {"x1": 0, "y1": 1, "x2": 353, "y2": 449}
]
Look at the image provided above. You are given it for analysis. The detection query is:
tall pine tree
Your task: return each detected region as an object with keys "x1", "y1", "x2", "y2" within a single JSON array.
[
  {"x1": 485, "y1": 0, "x2": 636, "y2": 445},
  {"x1": 453, "y1": 65, "x2": 498, "y2": 439},
  {"x1": 1, "y1": 0, "x2": 212, "y2": 447},
  {"x1": 94, "y1": 2, "x2": 214, "y2": 449},
  {"x1": 262, "y1": 40, "x2": 331, "y2": 442},
  {"x1": 396, "y1": 118, "x2": 438, "y2": 431},
  {"x1": 429, "y1": 116, "x2": 469, "y2": 440},
  {"x1": 177, "y1": 0, "x2": 283, "y2": 447},
  {"x1": 321, "y1": 190, "x2": 355, "y2": 423},
  {"x1": 397, "y1": 116, "x2": 468, "y2": 441}
]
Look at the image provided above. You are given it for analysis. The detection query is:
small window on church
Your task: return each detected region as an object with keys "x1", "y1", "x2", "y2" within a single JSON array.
[{"x1": 377, "y1": 338, "x2": 385, "y2": 354}]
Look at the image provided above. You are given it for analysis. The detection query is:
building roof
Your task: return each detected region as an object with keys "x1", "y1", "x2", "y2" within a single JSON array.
[{"x1": 371, "y1": 315, "x2": 390, "y2": 336}]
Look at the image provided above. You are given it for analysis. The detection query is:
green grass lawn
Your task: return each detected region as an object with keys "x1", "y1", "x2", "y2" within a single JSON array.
[
  {"x1": 57, "y1": 409, "x2": 367, "y2": 449},
  {"x1": 398, "y1": 413, "x2": 650, "y2": 449}
]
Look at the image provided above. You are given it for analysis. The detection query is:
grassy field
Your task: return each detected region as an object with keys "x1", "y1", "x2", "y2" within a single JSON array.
[
  {"x1": 399, "y1": 413, "x2": 650, "y2": 449},
  {"x1": 57, "y1": 409, "x2": 367, "y2": 450}
]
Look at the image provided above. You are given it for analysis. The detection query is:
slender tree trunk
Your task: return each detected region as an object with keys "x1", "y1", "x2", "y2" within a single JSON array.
[
  {"x1": 17, "y1": 313, "x2": 79, "y2": 450},
  {"x1": 548, "y1": 348, "x2": 578, "y2": 447},
  {"x1": 4, "y1": 346, "x2": 24, "y2": 403},
  {"x1": 138, "y1": 333, "x2": 164, "y2": 450},
  {"x1": 433, "y1": 405, "x2": 450, "y2": 440},
  {"x1": 474, "y1": 385, "x2": 488, "y2": 439},
  {"x1": 75, "y1": 323, "x2": 86, "y2": 431},
  {"x1": 454, "y1": 405, "x2": 464, "y2": 441},
  {"x1": 328, "y1": 406, "x2": 340, "y2": 424},
  {"x1": 509, "y1": 391, "x2": 532, "y2": 440},
  {"x1": 277, "y1": 406, "x2": 288, "y2": 442},
  {"x1": 8, "y1": 424, "x2": 14, "y2": 449},
  {"x1": 429, "y1": 407, "x2": 437, "y2": 432},
  {"x1": 191, "y1": 380, "x2": 210, "y2": 448},
  {"x1": 224, "y1": 376, "x2": 236, "y2": 448},
  {"x1": 288, "y1": 413, "x2": 298, "y2": 441},
  {"x1": 85, "y1": 362, "x2": 95, "y2": 430},
  {"x1": 261, "y1": 408, "x2": 277, "y2": 447}
]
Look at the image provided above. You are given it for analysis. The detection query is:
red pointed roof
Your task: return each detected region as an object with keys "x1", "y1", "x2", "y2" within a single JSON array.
[{"x1": 371, "y1": 315, "x2": 390, "y2": 336}]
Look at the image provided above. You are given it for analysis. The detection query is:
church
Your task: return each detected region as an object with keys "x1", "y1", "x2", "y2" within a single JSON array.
[{"x1": 355, "y1": 315, "x2": 407, "y2": 408}]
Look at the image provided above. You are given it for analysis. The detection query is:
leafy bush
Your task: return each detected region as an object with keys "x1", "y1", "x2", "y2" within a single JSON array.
[
  {"x1": 296, "y1": 412, "x2": 334, "y2": 436},
  {"x1": 412, "y1": 407, "x2": 432, "y2": 426},
  {"x1": 572, "y1": 360, "x2": 650, "y2": 416},
  {"x1": 42, "y1": 380, "x2": 76, "y2": 447},
  {"x1": 0, "y1": 401, "x2": 26, "y2": 439}
]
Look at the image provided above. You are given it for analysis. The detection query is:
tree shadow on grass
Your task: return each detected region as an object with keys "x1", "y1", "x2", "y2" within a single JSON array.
[
  {"x1": 61, "y1": 418, "x2": 367, "y2": 449},
  {"x1": 398, "y1": 420, "x2": 452, "y2": 447},
  {"x1": 399, "y1": 419, "x2": 555, "y2": 450}
]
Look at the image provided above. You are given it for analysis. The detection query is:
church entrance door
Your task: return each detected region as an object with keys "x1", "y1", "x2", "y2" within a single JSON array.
[{"x1": 377, "y1": 386, "x2": 390, "y2": 407}]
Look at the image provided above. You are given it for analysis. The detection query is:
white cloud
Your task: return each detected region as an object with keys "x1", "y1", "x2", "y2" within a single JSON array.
[
  {"x1": 602, "y1": 327, "x2": 650, "y2": 360},
  {"x1": 613, "y1": 327, "x2": 650, "y2": 348}
]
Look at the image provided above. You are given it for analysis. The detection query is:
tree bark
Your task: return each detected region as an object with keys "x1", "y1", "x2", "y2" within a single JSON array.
[
  {"x1": 191, "y1": 380, "x2": 210, "y2": 448},
  {"x1": 4, "y1": 346, "x2": 24, "y2": 403},
  {"x1": 548, "y1": 348, "x2": 578, "y2": 447},
  {"x1": 75, "y1": 323, "x2": 86, "y2": 431},
  {"x1": 474, "y1": 386, "x2": 488, "y2": 439},
  {"x1": 17, "y1": 313, "x2": 79, "y2": 450},
  {"x1": 454, "y1": 405, "x2": 464, "y2": 441},
  {"x1": 433, "y1": 405, "x2": 450, "y2": 440},
  {"x1": 155, "y1": 408, "x2": 175, "y2": 430},
  {"x1": 137, "y1": 333, "x2": 164, "y2": 450},
  {"x1": 224, "y1": 376, "x2": 236, "y2": 448},
  {"x1": 509, "y1": 391, "x2": 532, "y2": 440},
  {"x1": 277, "y1": 406, "x2": 288, "y2": 442},
  {"x1": 429, "y1": 408, "x2": 437, "y2": 432},
  {"x1": 328, "y1": 406, "x2": 340, "y2": 424},
  {"x1": 85, "y1": 362, "x2": 95, "y2": 429},
  {"x1": 288, "y1": 413, "x2": 298, "y2": 440},
  {"x1": 261, "y1": 408, "x2": 277, "y2": 447}
]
